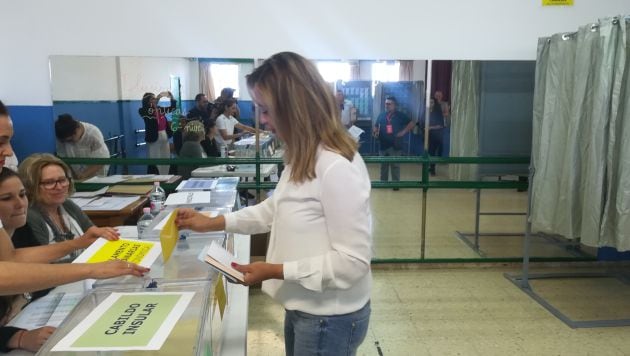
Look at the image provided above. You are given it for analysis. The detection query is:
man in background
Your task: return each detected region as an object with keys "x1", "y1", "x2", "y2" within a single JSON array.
[
  {"x1": 373, "y1": 96, "x2": 414, "y2": 189},
  {"x1": 55, "y1": 114, "x2": 110, "y2": 180}
]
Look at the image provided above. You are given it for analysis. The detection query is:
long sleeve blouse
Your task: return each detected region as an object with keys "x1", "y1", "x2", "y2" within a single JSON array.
[{"x1": 224, "y1": 148, "x2": 372, "y2": 315}]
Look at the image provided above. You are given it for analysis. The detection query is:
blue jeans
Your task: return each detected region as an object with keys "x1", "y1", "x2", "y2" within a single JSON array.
[{"x1": 284, "y1": 301, "x2": 371, "y2": 356}]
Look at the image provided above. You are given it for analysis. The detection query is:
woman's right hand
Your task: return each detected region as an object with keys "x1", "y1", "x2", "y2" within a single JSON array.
[
  {"x1": 87, "y1": 260, "x2": 149, "y2": 279},
  {"x1": 175, "y1": 208, "x2": 210, "y2": 232},
  {"x1": 19, "y1": 326, "x2": 56, "y2": 352}
]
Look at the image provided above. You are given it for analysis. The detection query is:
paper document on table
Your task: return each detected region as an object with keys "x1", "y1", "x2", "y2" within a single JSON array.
[
  {"x1": 8, "y1": 292, "x2": 83, "y2": 329},
  {"x1": 175, "y1": 178, "x2": 218, "y2": 191},
  {"x1": 125, "y1": 174, "x2": 174, "y2": 183},
  {"x1": 70, "y1": 197, "x2": 98, "y2": 208},
  {"x1": 81, "y1": 196, "x2": 140, "y2": 211},
  {"x1": 82, "y1": 175, "x2": 128, "y2": 184},
  {"x1": 348, "y1": 125, "x2": 364, "y2": 142},
  {"x1": 164, "y1": 191, "x2": 211, "y2": 206},
  {"x1": 204, "y1": 240, "x2": 244, "y2": 283},
  {"x1": 71, "y1": 186, "x2": 109, "y2": 198}
]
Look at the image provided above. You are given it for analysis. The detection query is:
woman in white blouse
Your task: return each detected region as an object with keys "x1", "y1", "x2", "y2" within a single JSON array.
[
  {"x1": 214, "y1": 98, "x2": 257, "y2": 149},
  {"x1": 177, "y1": 52, "x2": 372, "y2": 356}
]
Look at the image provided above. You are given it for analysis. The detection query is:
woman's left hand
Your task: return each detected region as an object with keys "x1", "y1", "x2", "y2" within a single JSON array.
[
  {"x1": 230, "y1": 261, "x2": 283, "y2": 286},
  {"x1": 77, "y1": 226, "x2": 120, "y2": 247}
]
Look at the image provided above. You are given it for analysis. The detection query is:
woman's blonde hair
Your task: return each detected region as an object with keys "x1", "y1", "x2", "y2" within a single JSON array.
[
  {"x1": 247, "y1": 52, "x2": 357, "y2": 183},
  {"x1": 183, "y1": 121, "x2": 205, "y2": 142},
  {"x1": 18, "y1": 153, "x2": 75, "y2": 206}
]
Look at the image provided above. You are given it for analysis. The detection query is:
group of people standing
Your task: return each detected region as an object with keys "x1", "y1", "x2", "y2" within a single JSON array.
[{"x1": 138, "y1": 88, "x2": 258, "y2": 177}]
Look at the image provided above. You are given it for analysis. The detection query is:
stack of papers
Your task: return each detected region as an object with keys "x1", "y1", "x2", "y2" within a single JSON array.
[
  {"x1": 81, "y1": 196, "x2": 140, "y2": 211},
  {"x1": 71, "y1": 186, "x2": 109, "y2": 198},
  {"x1": 204, "y1": 241, "x2": 244, "y2": 283},
  {"x1": 82, "y1": 175, "x2": 175, "y2": 184},
  {"x1": 8, "y1": 292, "x2": 83, "y2": 329}
]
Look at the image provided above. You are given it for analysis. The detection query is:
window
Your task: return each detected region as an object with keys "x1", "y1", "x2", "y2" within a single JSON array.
[
  {"x1": 316, "y1": 61, "x2": 351, "y2": 83},
  {"x1": 371, "y1": 61, "x2": 400, "y2": 83},
  {"x1": 210, "y1": 63, "x2": 240, "y2": 98},
  {"x1": 371, "y1": 61, "x2": 400, "y2": 96}
]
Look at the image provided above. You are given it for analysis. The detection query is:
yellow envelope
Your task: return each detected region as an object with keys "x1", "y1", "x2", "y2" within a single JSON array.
[
  {"x1": 159, "y1": 208, "x2": 179, "y2": 263},
  {"x1": 214, "y1": 277, "x2": 227, "y2": 319}
]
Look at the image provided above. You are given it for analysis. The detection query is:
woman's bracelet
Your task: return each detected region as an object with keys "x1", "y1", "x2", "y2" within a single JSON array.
[{"x1": 16, "y1": 329, "x2": 25, "y2": 349}]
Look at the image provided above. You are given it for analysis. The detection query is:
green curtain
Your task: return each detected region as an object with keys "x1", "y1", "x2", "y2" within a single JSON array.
[
  {"x1": 531, "y1": 16, "x2": 630, "y2": 250},
  {"x1": 600, "y1": 18, "x2": 630, "y2": 250},
  {"x1": 448, "y1": 61, "x2": 480, "y2": 181}
]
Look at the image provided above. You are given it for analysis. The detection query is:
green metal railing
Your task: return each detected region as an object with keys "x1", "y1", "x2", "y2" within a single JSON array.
[{"x1": 63, "y1": 154, "x2": 595, "y2": 264}]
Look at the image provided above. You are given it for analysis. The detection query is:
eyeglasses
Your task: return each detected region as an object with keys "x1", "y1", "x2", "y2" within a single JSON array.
[{"x1": 40, "y1": 177, "x2": 71, "y2": 190}]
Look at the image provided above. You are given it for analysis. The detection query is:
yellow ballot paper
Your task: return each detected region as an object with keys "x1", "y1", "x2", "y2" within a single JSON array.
[
  {"x1": 159, "y1": 208, "x2": 179, "y2": 263},
  {"x1": 213, "y1": 277, "x2": 227, "y2": 319},
  {"x1": 73, "y1": 238, "x2": 161, "y2": 268}
]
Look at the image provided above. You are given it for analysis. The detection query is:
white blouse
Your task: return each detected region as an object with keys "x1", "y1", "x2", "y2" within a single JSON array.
[{"x1": 224, "y1": 147, "x2": 372, "y2": 315}]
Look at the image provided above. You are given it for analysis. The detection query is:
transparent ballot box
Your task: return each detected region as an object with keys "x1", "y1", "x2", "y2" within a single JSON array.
[
  {"x1": 233, "y1": 133, "x2": 276, "y2": 158},
  {"x1": 214, "y1": 177, "x2": 240, "y2": 191},
  {"x1": 37, "y1": 280, "x2": 215, "y2": 355},
  {"x1": 92, "y1": 231, "x2": 226, "y2": 288}
]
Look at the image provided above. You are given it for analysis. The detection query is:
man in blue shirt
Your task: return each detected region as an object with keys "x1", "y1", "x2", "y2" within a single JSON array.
[{"x1": 373, "y1": 96, "x2": 415, "y2": 188}]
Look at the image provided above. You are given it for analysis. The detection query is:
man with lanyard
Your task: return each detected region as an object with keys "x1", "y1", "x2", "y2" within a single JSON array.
[{"x1": 373, "y1": 96, "x2": 414, "y2": 189}]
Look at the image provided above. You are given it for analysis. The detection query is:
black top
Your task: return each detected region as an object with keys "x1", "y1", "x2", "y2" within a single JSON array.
[
  {"x1": 186, "y1": 107, "x2": 212, "y2": 129},
  {"x1": 138, "y1": 99, "x2": 176, "y2": 143},
  {"x1": 0, "y1": 326, "x2": 23, "y2": 353},
  {"x1": 200, "y1": 138, "x2": 221, "y2": 158}
]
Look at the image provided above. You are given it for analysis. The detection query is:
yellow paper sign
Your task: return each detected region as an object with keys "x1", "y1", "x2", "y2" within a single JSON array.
[
  {"x1": 213, "y1": 277, "x2": 227, "y2": 319},
  {"x1": 87, "y1": 240, "x2": 155, "y2": 265},
  {"x1": 159, "y1": 208, "x2": 179, "y2": 263},
  {"x1": 542, "y1": 0, "x2": 573, "y2": 6}
]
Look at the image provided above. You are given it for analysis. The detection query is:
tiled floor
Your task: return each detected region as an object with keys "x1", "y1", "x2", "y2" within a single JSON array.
[
  {"x1": 248, "y1": 265, "x2": 630, "y2": 355},
  {"x1": 365, "y1": 163, "x2": 596, "y2": 260},
  {"x1": 246, "y1": 163, "x2": 622, "y2": 355}
]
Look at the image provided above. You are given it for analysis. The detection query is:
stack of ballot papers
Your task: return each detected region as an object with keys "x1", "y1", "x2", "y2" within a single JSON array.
[{"x1": 203, "y1": 241, "x2": 244, "y2": 283}]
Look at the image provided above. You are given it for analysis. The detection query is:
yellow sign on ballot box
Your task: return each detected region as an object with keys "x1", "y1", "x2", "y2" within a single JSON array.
[
  {"x1": 542, "y1": 0, "x2": 573, "y2": 6},
  {"x1": 73, "y1": 238, "x2": 161, "y2": 268}
]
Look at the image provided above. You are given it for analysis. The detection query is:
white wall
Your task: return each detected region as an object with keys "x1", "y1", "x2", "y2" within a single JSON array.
[
  {"x1": 119, "y1": 57, "x2": 198, "y2": 101},
  {"x1": 49, "y1": 56, "x2": 199, "y2": 101},
  {"x1": 1, "y1": 0, "x2": 628, "y2": 105},
  {"x1": 50, "y1": 56, "x2": 119, "y2": 101}
]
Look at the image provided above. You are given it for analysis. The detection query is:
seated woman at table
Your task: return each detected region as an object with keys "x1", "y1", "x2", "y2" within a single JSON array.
[
  {"x1": 0, "y1": 167, "x2": 144, "y2": 353},
  {"x1": 200, "y1": 119, "x2": 221, "y2": 158},
  {"x1": 12, "y1": 154, "x2": 118, "y2": 261},
  {"x1": 215, "y1": 98, "x2": 257, "y2": 150},
  {"x1": 177, "y1": 121, "x2": 206, "y2": 179},
  {"x1": 0, "y1": 100, "x2": 149, "y2": 296}
]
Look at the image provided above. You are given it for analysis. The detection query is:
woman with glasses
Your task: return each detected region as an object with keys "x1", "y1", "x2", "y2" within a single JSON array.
[
  {"x1": 12, "y1": 154, "x2": 119, "y2": 261},
  {"x1": 0, "y1": 100, "x2": 148, "y2": 316}
]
